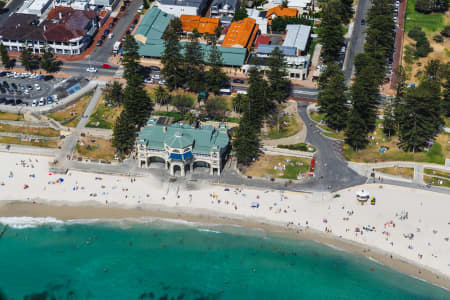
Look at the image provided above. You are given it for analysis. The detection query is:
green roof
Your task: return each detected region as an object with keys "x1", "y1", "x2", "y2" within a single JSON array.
[
  {"x1": 138, "y1": 120, "x2": 229, "y2": 154},
  {"x1": 134, "y1": 8, "x2": 173, "y2": 42},
  {"x1": 137, "y1": 41, "x2": 247, "y2": 66},
  {"x1": 134, "y1": 8, "x2": 247, "y2": 66}
]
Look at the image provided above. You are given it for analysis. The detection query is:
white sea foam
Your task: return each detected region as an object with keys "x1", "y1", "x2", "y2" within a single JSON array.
[
  {"x1": 197, "y1": 228, "x2": 222, "y2": 234},
  {"x1": 0, "y1": 217, "x2": 63, "y2": 229}
]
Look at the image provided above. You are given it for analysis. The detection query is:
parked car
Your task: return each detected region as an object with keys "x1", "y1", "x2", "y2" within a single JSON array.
[
  {"x1": 232, "y1": 78, "x2": 244, "y2": 84},
  {"x1": 0, "y1": 98, "x2": 6, "y2": 104},
  {"x1": 144, "y1": 78, "x2": 153, "y2": 84},
  {"x1": 39, "y1": 97, "x2": 45, "y2": 106},
  {"x1": 86, "y1": 67, "x2": 97, "y2": 73},
  {"x1": 100, "y1": 35, "x2": 106, "y2": 41},
  {"x1": 158, "y1": 79, "x2": 166, "y2": 85},
  {"x1": 0, "y1": 87, "x2": 5, "y2": 93},
  {"x1": 18, "y1": 83, "x2": 25, "y2": 89},
  {"x1": 27, "y1": 84, "x2": 33, "y2": 90},
  {"x1": 150, "y1": 66, "x2": 160, "y2": 72},
  {"x1": 47, "y1": 96, "x2": 53, "y2": 104},
  {"x1": 120, "y1": 5, "x2": 126, "y2": 11},
  {"x1": 34, "y1": 83, "x2": 41, "y2": 90},
  {"x1": 361, "y1": 18, "x2": 365, "y2": 25},
  {"x1": 109, "y1": 22, "x2": 115, "y2": 28},
  {"x1": 104, "y1": 29, "x2": 110, "y2": 35},
  {"x1": 37, "y1": 75, "x2": 45, "y2": 80},
  {"x1": 32, "y1": 99, "x2": 37, "y2": 107},
  {"x1": 96, "y1": 40, "x2": 103, "y2": 47},
  {"x1": 0, "y1": 72, "x2": 6, "y2": 77},
  {"x1": 102, "y1": 64, "x2": 111, "y2": 69},
  {"x1": 151, "y1": 74, "x2": 160, "y2": 80},
  {"x1": 11, "y1": 83, "x2": 18, "y2": 90},
  {"x1": 133, "y1": 18, "x2": 139, "y2": 25}
]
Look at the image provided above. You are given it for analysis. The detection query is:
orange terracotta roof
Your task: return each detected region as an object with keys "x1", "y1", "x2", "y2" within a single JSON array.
[
  {"x1": 180, "y1": 15, "x2": 219, "y2": 34},
  {"x1": 267, "y1": 5, "x2": 298, "y2": 25},
  {"x1": 222, "y1": 18, "x2": 258, "y2": 50}
]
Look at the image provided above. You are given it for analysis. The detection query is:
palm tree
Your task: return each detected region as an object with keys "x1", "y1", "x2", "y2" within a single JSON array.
[
  {"x1": 153, "y1": 85, "x2": 170, "y2": 111},
  {"x1": 281, "y1": 0, "x2": 289, "y2": 8},
  {"x1": 184, "y1": 111, "x2": 197, "y2": 125}
]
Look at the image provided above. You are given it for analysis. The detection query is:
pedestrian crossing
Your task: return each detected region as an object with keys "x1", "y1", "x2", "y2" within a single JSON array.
[{"x1": 114, "y1": 66, "x2": 124, "y2": 78}]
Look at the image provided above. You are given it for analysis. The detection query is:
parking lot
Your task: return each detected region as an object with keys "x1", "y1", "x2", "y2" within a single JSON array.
[{"x1": 0, "y1": 71, "x2": 64, "y2": 107}]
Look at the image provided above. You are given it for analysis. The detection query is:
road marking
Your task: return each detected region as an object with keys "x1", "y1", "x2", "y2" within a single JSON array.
[{"x1": 114, "y1": 66, "x2": 124, "y2": 78}]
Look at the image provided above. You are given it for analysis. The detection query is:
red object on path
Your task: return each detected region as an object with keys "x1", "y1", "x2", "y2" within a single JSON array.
[
  {"x1": 309, "y1": 156, "x2": 316, "y2": 176},
  {"x1": 102, "y1": 64, "x2": 111, "y2": 69}
]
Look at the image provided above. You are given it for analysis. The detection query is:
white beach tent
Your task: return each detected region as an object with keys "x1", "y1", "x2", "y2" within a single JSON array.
[{"x1": 356, "y1": 189, "x2": 370, "y2": 202}]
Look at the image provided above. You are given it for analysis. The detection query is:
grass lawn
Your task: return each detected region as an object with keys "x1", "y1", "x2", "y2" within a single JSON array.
[
  {"x1": 0, "y1": 124, "x2": 60, "y2": 137},
  {"x1": 402, "y1": 2, "x2": 450, "y2": 82},
  {"x1": 86, "y1": 96, "x2": 123, "y2": 129},
  {"x1": 404, "y1": 0, "x2": 446, "y2": 34},
  {"x1": 0, "y1": 112, "x2": 24, "y2": 121},
  {"x1": 264, "y1": 114, "x2": 303, "y2": 139},
  {"x1": 445, "y1": 118, "x2": 450, "y2": 128},
  {"x1": 226, "y1": 117, "x2": 240, "y2": 123},
  {"x1": 376, "y1": 167, "x2": 414, "y2": 179},
  {"x1": 47, "y1": 94, "x2": 91, "y2": 128},
  {"x1": 424, "y1": 168, "x2": 450, "y2": 179},
  {"x1": 244, "y1": 155, "x2": 311, "y2": 180},
  {"x1": 0, "y1": 136, "x2": 59, "y2": 148},
  {"x1": 424, "y1": 176, "x2": 450, "y2": 188},
  {"x1": 318, "y1": 124, "x2": 346, "y2": 140},
  {"x1": 309, "y1": 111, "x2": 325, "y2": 123},
  {"x1": 344, "y1": 126, "x2": 448, "y2": 164},
  {"x1": 74, "y1": 136, "x2": 116, "y2": 161},
  {"x1": 278, "y1": 143, "x2": 316, "y2": 152}
]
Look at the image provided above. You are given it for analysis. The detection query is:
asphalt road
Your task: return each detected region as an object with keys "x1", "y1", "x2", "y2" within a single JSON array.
[
  {"x1": 296, "y1": 102, "x2": 366, "y2": 191},
  {"x1": 343, "y1": 0, "x2": 370, "y2": 85},
  {"x1": 90, "y1": 0, "x2": 143, "y2": 64}
]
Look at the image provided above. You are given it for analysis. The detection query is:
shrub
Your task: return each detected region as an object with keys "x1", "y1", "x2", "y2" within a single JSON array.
[
  {"x1": 415, "y1": 0, "x2": 432, "y2": 13},
  {"x1": 278, "y1": 143, "x2": 316, "y2": 152},
  {"x1": 408, "y1": 26, "x2": 426, "y2": 41},
  {"x1": 432, "y1": 35, "x2": 444, "y2": 43},
  {"x1": 441, "y1": 26, "x2": 450, "y2": 37},
  {"x1": 415, "y1": 39, "x2": 433, "y2": 57}
]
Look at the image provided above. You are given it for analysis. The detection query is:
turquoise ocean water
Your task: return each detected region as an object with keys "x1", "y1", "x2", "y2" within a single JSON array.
[{"x1": 0, "y1": 219, "x2": 448, "y2": 300}]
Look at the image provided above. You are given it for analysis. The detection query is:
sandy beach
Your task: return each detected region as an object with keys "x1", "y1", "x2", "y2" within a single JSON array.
[{"x1": 0, "y1": 152, "x2": 449, "y2": 289}]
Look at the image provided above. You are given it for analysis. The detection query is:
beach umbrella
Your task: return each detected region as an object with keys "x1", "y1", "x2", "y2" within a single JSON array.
[{"x1": 59, "y1": 178, "x2": 64, "y2": 182}]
